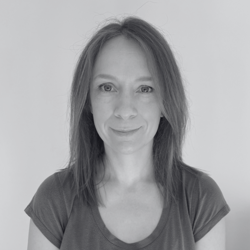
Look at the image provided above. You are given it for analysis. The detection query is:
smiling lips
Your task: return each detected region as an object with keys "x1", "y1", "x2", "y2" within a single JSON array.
[
  {"x1": 111, "y1": 127, "x2": 141, "y2": 136},
  {"x1": 115, "y1": 128, "x2": 139, "y2": 132}
]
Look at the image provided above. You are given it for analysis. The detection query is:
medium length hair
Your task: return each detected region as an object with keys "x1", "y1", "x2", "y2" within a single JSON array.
[{"x1": 65, "y1": 16, "x2": 190, "y2": 207}]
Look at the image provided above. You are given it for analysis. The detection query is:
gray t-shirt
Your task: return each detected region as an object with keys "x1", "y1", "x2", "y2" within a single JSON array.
[{"x1": 25, "y1": 166, "x2": 230, "y2": 249}]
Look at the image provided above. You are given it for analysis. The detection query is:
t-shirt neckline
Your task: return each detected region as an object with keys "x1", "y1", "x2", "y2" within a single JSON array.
[{"x1": 90, "y1": 202, "x2": 170, "y2": 249}]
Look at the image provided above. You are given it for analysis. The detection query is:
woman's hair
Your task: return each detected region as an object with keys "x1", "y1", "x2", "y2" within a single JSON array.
[{"x1": 65, "y1": 16, "x2": 190, "y2": 207}]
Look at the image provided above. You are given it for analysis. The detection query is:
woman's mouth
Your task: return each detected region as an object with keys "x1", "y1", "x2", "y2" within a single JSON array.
[{"x1": 111, "y1": 127, "x2": 141, "y2": 137}]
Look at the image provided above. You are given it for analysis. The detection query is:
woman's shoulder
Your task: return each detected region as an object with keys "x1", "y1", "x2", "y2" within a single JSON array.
[
  {"x1": 177, "y1": 163, "x2": 230, "y2": 242},
  {"x1": 38, "y1": 167, "x2": 76, "y2": 193},
  {"x1": 54, "y1": 167, "x2": 76, "y2": 193},
  {"x1": 25, "y1": 168, "x2": 77, "y2": 247},
  {"x1": 54, "y1": 167, "x2": 78, "y2": 206},
  {"x1": 178, "y1": 163, "x2": 228, "y2": 205},
  {"x1": 33, "y1": 167, "x2": 77, "y2": 216},
  {"x1": 179, "y1": 163, "x2": 211, "y2": 185}
]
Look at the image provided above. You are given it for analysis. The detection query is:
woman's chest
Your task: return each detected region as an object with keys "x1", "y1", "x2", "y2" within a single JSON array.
[
  {"x1": 63, "y1": 192, "x2": 196, "y2": 249},
  {"x1": 97, "y1": 184, "x2": 164, "y2": 243},
  {"x1": 99, "y1": 204, "x2": 162, "y2": 243}
]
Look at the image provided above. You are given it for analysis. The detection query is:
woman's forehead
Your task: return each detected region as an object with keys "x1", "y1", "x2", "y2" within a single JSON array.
[
  {"x1": 93, "y1": 36, "x2": 151, "y2": 79},
  {"x1": 98, "y1": 36, "x2": 143, "y2": 56}
]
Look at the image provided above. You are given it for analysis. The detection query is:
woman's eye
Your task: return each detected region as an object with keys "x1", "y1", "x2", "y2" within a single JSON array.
[
  {"x1": 98, "y1": 84, "x2": 153, "y2": 93},
  {"x1": 139, "y1": 86, "x2": 154, "y2": 93},
  {"x1": 99, "y1": 84, "x2": 115, "y2": 92}
]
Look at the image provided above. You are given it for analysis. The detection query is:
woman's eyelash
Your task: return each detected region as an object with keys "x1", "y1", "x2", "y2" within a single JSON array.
[
  {"x1": 99, "y1": 84, "x2": 114, "y2": 92},
  {"x1": 98, "y1": 84, "x2": 154, "y2": 93},
  {"x1": 140, "y1": 86, "x2": 154, "y2": 93}
]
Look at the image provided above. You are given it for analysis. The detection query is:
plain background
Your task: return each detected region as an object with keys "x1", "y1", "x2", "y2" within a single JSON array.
[{"x1": 1, "y1": 0, "x2": 249, "y2": 249}]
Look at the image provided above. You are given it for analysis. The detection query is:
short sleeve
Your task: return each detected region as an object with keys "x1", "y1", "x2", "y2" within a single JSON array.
[
  {"x1": 24, "y1": 173, "x2": 68, "y2": 248},
  {"x1": 190, "y1": 174, "x2": 230, "y2": 242}
]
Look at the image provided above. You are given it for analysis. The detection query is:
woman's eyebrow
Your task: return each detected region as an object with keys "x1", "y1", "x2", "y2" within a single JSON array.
[{"x1": 93, "y1": 74, "x2": 153, "y2": 82}]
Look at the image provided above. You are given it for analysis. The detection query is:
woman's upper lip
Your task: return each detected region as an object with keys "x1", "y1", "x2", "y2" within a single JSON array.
[{"x1": 112, "y1": 127, "x2": 140, "y2": 132}]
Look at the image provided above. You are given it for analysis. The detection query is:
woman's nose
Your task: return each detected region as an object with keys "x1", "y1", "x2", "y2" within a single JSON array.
[{"x1": 114, "y1": 92, "x2": 137, "y2": 120}]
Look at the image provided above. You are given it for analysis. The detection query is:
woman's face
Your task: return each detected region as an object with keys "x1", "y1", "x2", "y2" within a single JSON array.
[{"x1": 90, "y1": 36, "x2": 162, "y2": 155}]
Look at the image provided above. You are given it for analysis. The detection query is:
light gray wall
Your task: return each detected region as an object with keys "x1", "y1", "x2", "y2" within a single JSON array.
[{"x1": 1, "y1": 0, "x2": 249, "y2": 249}]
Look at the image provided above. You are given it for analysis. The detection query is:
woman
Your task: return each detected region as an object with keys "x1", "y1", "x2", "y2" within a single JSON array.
[{"x1": 25, "y1": 16, "x2": 230, "y2": 249}]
